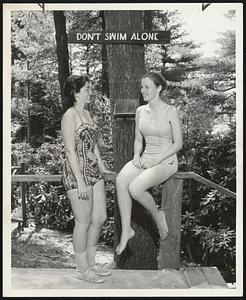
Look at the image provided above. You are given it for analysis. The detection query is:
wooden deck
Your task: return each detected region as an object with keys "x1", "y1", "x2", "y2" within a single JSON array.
[{"x1": 12, "y1": 267, "x2": 228, "y2": 289}]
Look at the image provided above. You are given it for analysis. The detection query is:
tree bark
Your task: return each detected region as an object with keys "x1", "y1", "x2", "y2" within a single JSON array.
[
  {"x1": 144, "y1": 10, "x2": 152, "y2": 31},
  {"x1": 100, "y1": 11, "x2": 109, "y2": 98},
  {"x1": 53, "y1": 11, "x2": 70, "y2": 111},
  {"x1": 104, "y1": 10, "x2": 158, "y2": 270}
]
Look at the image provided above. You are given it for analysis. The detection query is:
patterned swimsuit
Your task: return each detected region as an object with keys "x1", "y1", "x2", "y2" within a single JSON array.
[{"x1": 62, "y1": 108, "x2": 103, "y2": 191}]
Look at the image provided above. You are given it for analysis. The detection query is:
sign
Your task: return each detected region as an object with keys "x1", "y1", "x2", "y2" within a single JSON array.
[
  {"x1": 68, "y1": 30, "x2": 170, "y2": 44},
  {"x1": 114, "y1": 99, "x2": 139, "y2": 119}
]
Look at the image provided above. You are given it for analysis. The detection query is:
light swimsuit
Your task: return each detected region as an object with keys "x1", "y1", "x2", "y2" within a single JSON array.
[{"x1": 138, "y1": 103, "x2": 178, "y2": 172}]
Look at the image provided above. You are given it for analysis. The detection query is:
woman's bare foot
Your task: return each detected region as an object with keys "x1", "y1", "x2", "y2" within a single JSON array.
[
  {"x1": 157, "y1": 210, "x2": 169, "y2": 240},
  {"x1": 116, "y1": 227, "x2": 135, "y2": 255}
]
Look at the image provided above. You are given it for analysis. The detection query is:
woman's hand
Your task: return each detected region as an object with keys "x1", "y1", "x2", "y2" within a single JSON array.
[
  {"x1": 132, "y1": 154, "x2": 142, "y2": 169},
  {"x1": 77, "y1": 180, "x2": 90, "y2": 201},
  {"x1": 141, "y1": 157, "x2": 161, "y2": 169}
]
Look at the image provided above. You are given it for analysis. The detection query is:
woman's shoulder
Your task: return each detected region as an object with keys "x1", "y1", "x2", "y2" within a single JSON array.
[
  {"x1": 62, "y1": 107, "x2": 76, "y2": 122},
  {"x1": 164, "y1": 104, "x2": 179, "y2": 121},
  {"x1": 136, "y1": 104, "x2": 148, "y2": 113},
  {"x1": 164, "y1": 103, "x2": 178, "y2": 113}
]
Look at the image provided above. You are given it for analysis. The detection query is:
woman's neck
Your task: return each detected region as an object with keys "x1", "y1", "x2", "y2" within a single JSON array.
[
  {"x1": 148, "y1": 97, "x2": 163, "y2": 111},
  {"x1": 74, "y1": 101, "x2": 85, "y2": 112}
]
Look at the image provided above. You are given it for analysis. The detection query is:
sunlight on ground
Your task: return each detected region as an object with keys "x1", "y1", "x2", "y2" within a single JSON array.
[{"x1": 11, "y1": 225, "x2": 115, "y2": 268}]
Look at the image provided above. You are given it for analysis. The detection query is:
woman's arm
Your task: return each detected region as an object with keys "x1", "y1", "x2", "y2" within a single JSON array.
[
  {"x1": 85, "y1": 110, "x2": 114, "y2": 174},
  {"x1": 159, "y1": 106, "x2": 183, "y2": 161},
  {"x1": 61, "y1": 110, "x2": 89, "y2": 199},
  {"x1": 94, "y1": 144, "x2": 114, "y2": 174},
  {"x1": 134, "y1": 107, "x2": 143, "y2": 156},
  {"x1": 132, "y1": 107, "x2": 143, "y2": 168}
]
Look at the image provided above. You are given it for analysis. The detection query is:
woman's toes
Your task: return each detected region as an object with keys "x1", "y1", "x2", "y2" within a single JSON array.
[
  {"x1": 116, "y1": 230, "x2": 136, "y2": 255},
  {"x1": 116, "y1": 244, "x2": 124, "y2": 255},
  {"x1": 129, "y1": 228, "x2": 135, "y2": 239},
  {"x1": 158, "y1": 211, "x2": 169, "y2": 240}
]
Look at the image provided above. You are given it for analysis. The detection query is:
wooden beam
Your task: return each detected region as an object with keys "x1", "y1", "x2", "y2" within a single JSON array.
[
  {"x1": 11, "y1": 172, "x2": 192, "y2": 182},
  {"x1": 21, "y1": 182, "x2": 28, "y2": 228},
  {"x1": 191, "y1": 172, "x2": 236, "y2": 199},
  {"x1": 11, "y1": 175, "x2": 62, "y2": 182},
  {"x1": 11, "y1": 172, "x2": 236, "y2": 199},
  {"x1": 159, "y1": 177, "x2": 183, "y2": 269}
]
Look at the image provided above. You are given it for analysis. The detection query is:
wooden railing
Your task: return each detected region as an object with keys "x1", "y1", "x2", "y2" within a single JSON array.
[
  {"x1": 11, "y1": 171, "x2": 236, "y2": 269},
  {"x1": 11, "y1": 172, "x2": 236, "y2": 199}
]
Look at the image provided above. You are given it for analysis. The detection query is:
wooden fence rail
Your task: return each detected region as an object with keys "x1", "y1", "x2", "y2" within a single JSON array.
[
  {"x1": 11, "y1": 172, "x2": 236, "y2": 198},
  {"x1": 11, "y1": 171, "x2": 236, "y2": 269}
]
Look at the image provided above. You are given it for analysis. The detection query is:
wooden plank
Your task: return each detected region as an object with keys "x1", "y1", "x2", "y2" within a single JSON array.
[
  {"x1": 183, "y1": 267, "x2": 210, "y2": 288},
  {"x1": 11, "y1": 172, "x2": 236, "y2": 199},
  {"x1": 11, "y1": 172, "x2": 192, "y2": 182},
  {"x1": 175, "y1": 172, "x2": 194, "y2": 179},
  {"x1": 191, "y1": 173, "x2": 236, "y2": 199},
  {"x1": 200, "y1": 267, "x2": 228, "y2": 289},
  {"x1": 21, "y1": 182, "x2": 28, "y2": 227},
  {"x1": 68, "y1": 30, "x2": 170, "y2": 44},
  {"x1": 12, "y1": 175, "x2": 62, "y2": 182},
  {"x1": 12, "y1": 268, "x2": 189, "y2": 289},
  {"x1": 11, "y1": 174, "x2": 118, "y2": 182},
  {"x1": 159, "y1": 177, "x2": 183, "y2": 269}
]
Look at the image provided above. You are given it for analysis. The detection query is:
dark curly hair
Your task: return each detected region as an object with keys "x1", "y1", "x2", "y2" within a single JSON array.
[{"x1": 63, "y1": 74, "x2": 90, "y2": 112}]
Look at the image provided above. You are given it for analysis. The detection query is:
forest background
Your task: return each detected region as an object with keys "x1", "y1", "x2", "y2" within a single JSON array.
[{"x1": 10, "y1": 7, "x2": 236, "y2": 283}]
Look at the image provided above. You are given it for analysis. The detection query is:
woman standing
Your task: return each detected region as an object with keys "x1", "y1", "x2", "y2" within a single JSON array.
[
  {"x1": 61, "y1": 74, "x2": 113, "y2": 283},
  {"x1": 116, "y1": 72, "x2": 183, "y2": 255}
]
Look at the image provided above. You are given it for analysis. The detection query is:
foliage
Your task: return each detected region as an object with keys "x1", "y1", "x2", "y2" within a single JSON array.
[
  {"x1": 11, "y1": 9, "x2": 236, "y2": 281},
  {"x1": 27, "y1": 182, "x2": 73, "y2": 231},
  {"x1": 11, "y1": 11, "x2": 62, "y2": 146},
  {"x1": 12, "y1": 134, "x2": 115, "y2": 239},
  {"x1": 179, "y1": 125, "x2": 236, "y2": 282}
]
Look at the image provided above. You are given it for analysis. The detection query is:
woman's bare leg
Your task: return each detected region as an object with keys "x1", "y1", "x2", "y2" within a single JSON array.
[
  {"x1": 128, "y1": 162, "x2": 177, "y2": 239},
  {"x1": 116, "y1": 161, "x2": 142, "y2": 255},
  {"x1": 86, "y1": 179, "x2": 107, "y2": 266},
  {"x1": 67, "y1": 188, "x2": 93, "y2": 270}
]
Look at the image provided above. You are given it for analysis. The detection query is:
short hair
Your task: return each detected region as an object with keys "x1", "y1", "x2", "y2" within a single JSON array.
[{"x1": 63, "y1": 74, "x2": 90, "y2": 112}]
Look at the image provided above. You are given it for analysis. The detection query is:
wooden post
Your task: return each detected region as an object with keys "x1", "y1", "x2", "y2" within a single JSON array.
[
  {"x1": 20, "y1": 163, "x2": 28, "y2": 228},
  {"x1": 159, "y1": 177, "x2": 183, "y2": 269},
  {"x1": 21, "y1": 182, "x2": 28, "y2": 228}
]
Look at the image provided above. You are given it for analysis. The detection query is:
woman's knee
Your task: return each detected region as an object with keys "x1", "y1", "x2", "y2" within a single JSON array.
[
  {"x1": 74, "y1": 214, "x2": 91, "y2": 229},
  {"x1": 91, "y1": 212, "x2": 107, "y2": 227},
  {"x1": 116, "y1": 172, "x2": 128, "y2": 189},
  {"x1": 128, "y1": 182, "x2": 142, "y2": 200}
]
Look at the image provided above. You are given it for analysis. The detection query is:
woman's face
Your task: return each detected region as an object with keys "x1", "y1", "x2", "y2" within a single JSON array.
[
  {"x1": 141, "y1": 77, "x2": 161, "y2": 102},
  {"x1": 141, "y1": 77, "x2": 161, "y2": 101},
  {"x1": 76, "y1": 81, "x2": 91, "y2": 103}
]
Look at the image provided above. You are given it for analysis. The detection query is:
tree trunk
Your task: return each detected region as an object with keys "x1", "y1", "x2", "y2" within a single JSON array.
[
  {"x1": 100, "y1": 11, "x2": 109, "y2": 98},
  {"x1": 144, "y1": 10, "x2": 152, "y2": 31},
  {"x1": 53, "y1": 11, "x2": 70, "y2": 111},
  {"x1": 104, "y1": 10, "x2": 158, "y2": 270}
]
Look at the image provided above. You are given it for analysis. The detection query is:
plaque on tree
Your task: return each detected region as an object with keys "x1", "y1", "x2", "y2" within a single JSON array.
[{"x1": 114, "y1": 99, "x2": 139, "y2": 119}]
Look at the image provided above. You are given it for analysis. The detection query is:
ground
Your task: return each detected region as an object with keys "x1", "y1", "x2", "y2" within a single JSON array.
[{"x1": 11, "y1": 223, "x2": 115, "y2": 269}]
